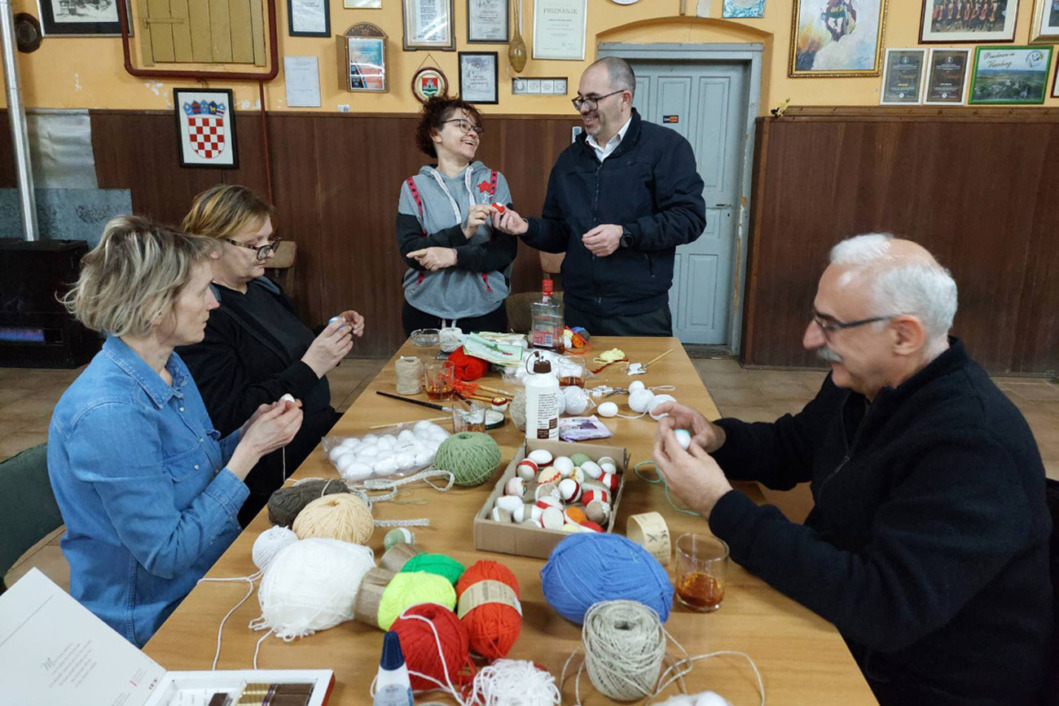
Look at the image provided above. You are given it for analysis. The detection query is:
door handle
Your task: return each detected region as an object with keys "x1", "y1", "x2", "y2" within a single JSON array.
[{"x1": 711, "y1": 203, "x2": 732, "y2": 208}]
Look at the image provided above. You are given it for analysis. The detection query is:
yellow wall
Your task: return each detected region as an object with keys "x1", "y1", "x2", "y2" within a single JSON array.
[{"x1": 3, "y1": 0, "x2": 1057, "y2": 113}]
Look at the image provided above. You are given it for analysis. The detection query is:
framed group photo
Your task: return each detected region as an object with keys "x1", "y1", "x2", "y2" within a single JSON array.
[
  {"x1": 789, "y1": 0, "x2": 887, "y2": 77},
  {"x1": 458, "y1": 51, "x2": 498, "y2": 104},
  {"x1": 919, "y1": 0, "x2": 1019, "y2": 43},
  {"x1": 174, "y1": 88, "x2": 238, "y2": 169},
  {"x1": 403, "y1": 0, "x2": 455, "y2": 50},
  {"x1": 468, "y1": 0, "x2": 508, "y2": 43},
  {"x1": 37, "y1": 0, "x2": 126, "y2": 36},
  {"x1": 880, "y1": 49, "x2": 927, "y2": 104},
  {"x1": 969, "y1": 45, "x2": 1053, "y2": 104},
  {"x1": 923, "y1": 48, "x2": 971, "y2": 104}
]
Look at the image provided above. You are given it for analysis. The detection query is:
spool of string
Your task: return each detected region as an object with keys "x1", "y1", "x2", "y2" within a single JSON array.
[
  {"x1": 434, "y1": 432, "x2": 502, "y2": 487},
  {"x1": 268, "y1": 479, "x2": 351, "y2": 527},
  {"x1": 395, "y1": 356, "x2": 423, "y2": 395},
  {"x1": 377, "y1": 571, "x2": 457, "y2": 630},
  {"x1": 448, "y1": 346, "x2": 489, "y2": 381},
  {"x1": 401, "y1": 553, "x2": 466, "y2": 585},
  {"x1": 455, "y1": 560, "x2": 522, "y2": 660},
  {"x1": 467, "y1": 660, "x2": 561, "y2": 705},
  {"x1": 253, "y1": 538, "x2": 375, "y2": 639},
  {"x1": 292, "y1": 493, "x2": 374, "y2": 544},
  {"x1": 390, "y1": 602, "x2": 476, "y2": 692},
  {"x1": 252, "y1": 525, "x2": 299, "y2": 572},
  {"x1": 540, "y1": 533, "x2": 673, "y2": 625},
  {"x1": 510, "y1": 390, "x2": 527, "y2": 431},
  {"x1": 581, "y1": 600, "x2": 666, "y2": 701}
]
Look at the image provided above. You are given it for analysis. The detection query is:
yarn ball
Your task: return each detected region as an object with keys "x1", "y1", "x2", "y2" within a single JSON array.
[
  {"x1": 401, "y1": 553, "x2": 466, "y2": 585},
  {"x1": 448, "y1": 346, "x2": 489, "y2": 381},
  {"x1": 257, "y1": 538, "x2": 375, "y2": 639},
  {"x1": 434, "y1": 432, "x2": 502, "y2": 487},
  {"x1": 656, "y1": 692, "x2": 732, "y2": 706},
  {"x1": 540, "y1": 534, "x2": 673, "y2": 625},
  {"x1": 292, "y1": 493, "x2": 374, "y2": 544},
  {"x1": 267, "y1": 479, "x2": 350, "y2": 527},
  {"x1": 468, "y1": 660, "x2": 561, "y2": 705},
  {"x1": 252, "y1": 525, "x2": 299, "y2": 571},
  {"x1": 385, "y1": 527, "x2": 416, "y2": 550},
  {"x1": 510, "y1": 390, "x2": 527, "y2": 431},
  {"x1": 582, "y1": 599, "x2": 666, "y2": 701},
  {"x1": 391, "y1": 602, "x2": 476, "y2": 691},
  {"x1": 377, "y1": 571, "x2": 458, "y2": 631},
  {"x1": 456, "y1": 561, "x2": 522, "y2": 660}
]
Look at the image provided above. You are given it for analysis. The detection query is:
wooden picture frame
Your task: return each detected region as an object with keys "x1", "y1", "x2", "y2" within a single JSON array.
[
  {"x1": 467, "y1": 0, "x2": 509, "y2": 43},
  {"x1": 412, "y1": 67, "x2": 448, "y2": 102},
  {"x1": 174, "y1": 88, "x2": 238, "y2": 169},
  {"x1": 919, "y1": 0, "x2": 1018, "y2": 43},
  {"x1": 37, "y1": 0, "x2": 129, "y2": 36},
  {"x1": 403, "y1": 0, "x2": 455, "y2": 50},
  {"x1": 789, "y1": 0, "x2": 887, "y2": 77},
  {"x1": 337, "y1": 23, "x2": 388, "y2": 92},
  {"x1": 288, "y1": 0, "x2": 331, "y2": 38},
  {"x1": 923, "y1": 48, "x2": 971, "y2": 104},
  {"x1": 1030, "y1": 0, "x2": 1059, "y2": 41},
  {"x1": 458, "y1": 51, "x2": 499, "y2": 104},
  {"x1": 969, "y1": 45, "x2": 1052, "y2": 104},
  {"x1": 880, "y1": 49, "x2": 927, "y2": 105},
  {"x1": 532, "y1": 0, "x2": 587, "y2": 61}
]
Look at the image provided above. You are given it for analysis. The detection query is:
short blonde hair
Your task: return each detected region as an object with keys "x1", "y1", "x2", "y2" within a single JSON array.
[
  {"x1": 182, "y1": 184, "x2": 275, "y2": 240},
  {"x1": 64, "y1": 216, "x2": 216, "y2": 338}
]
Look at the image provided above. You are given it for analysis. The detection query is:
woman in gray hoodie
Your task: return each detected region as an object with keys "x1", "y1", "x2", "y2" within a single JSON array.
[{"x1": 395, "y1": 97, "x2": 517, "y2": 335}]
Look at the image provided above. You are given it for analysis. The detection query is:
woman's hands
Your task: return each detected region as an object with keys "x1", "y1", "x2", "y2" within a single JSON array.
[
  {"x1": 335, "y1": 309, "x2": 366, "y2": 337},
  {"x1": 227, "y1": 399, "x2": 303, "y2": 481},
  {"x1": 407, "y1": 246, "x2": 458, "y2": 272},
  {"x1": 463, "y1": 204, "x2": 494, "y2": 238},
  {"x1": 301, "y1": 318, "x2": 354, "y2": 378}
]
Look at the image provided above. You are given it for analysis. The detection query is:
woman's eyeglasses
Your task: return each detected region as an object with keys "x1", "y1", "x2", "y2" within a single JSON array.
[
  {"x1": 223, "y1": 237, "x2": 281, "y2": 261},
  {"x1": 443, "y1": 119, "x2": 484, "y2": 136}
]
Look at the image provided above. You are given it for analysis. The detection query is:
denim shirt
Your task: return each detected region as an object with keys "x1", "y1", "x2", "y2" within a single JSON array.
[{"x1": 48, "y1": 336, "x2": 249, "y2": 646}]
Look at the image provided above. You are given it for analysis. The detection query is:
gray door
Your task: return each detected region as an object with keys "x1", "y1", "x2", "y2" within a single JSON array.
[{"x1": 630, "y1": 60, "x2": 748, "y2": 345}]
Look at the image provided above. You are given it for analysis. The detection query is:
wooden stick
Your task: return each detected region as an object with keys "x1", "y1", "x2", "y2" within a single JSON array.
[
  {"x1": 476, "y1": 384, "x2": 514, "y2": 397},
  {"x1": 644, "y1": 348, "x2": 674, "y2": 369},
  {"x1": 368, "y1": 415, "x2": 449, "y2": 430}
]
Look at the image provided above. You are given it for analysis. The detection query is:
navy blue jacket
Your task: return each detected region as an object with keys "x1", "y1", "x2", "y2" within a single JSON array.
[
  {"x1": 522, "y1": 110, "x2": 706, "y2": 316},
  {"x1": 709, "y1": 339, "x2": 1053, "y2": 705}
]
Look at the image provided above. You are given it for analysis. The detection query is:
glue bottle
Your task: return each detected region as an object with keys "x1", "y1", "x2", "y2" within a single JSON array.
[
  {"x1": 373, "y1": 631, "x2": 413, "y2": 706},
  {"x1": 525, "y1": 352, "x2": 561, "y2": 441}
]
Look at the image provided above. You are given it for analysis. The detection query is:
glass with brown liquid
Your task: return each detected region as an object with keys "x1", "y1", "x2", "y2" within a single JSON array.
[
  {"x1": 674, "y1": 533, "x2": 729, "y2": 612},
  {"x1": 422, "y1": 360, "x2": 455, "y2": 401}
]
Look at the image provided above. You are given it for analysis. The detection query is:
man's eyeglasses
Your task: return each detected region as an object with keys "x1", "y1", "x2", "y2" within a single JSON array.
[
  {"x1": 443, "y1": 119, "x2": 484, "y2": 136},
  {"x1": 811, "y1": 309, "x2": 896, "y2": 337},
  {"x1": 571, "y1": 89, "x2": 626, "y2": 111},
  {"x1": 223, "y1": 237, "x2": 281, "y2": 261}
]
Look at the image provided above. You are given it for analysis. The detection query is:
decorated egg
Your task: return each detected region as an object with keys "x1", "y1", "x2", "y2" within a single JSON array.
[{"x1": 527, "y1": 449, "x2": 554, "y2": 466}]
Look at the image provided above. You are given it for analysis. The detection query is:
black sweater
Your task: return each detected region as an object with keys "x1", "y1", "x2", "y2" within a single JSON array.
[{"x1": 709, "y1": 340, "x2": 1052, "y2": 705}]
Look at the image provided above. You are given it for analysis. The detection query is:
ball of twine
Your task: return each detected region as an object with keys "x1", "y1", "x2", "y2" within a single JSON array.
[
  {"x1": 510, "y1": 390, "x2": 527, "y2": 431},
  {"x1": 395, "y1": 356, "x2": 424, "y2": 395},
  {"x1": 252, "y1": 525, "x2": 299, "y2": 572},
  {"x1": 456, "y1": 560, "x2": 522, "y2": 661},
  {"x1": 582, "y1": 600, "x2": 666, "y2": 701},
  {"x1": 268, "y1": 479, "x2": 350, "y2": 527},
  {"x1": 391, "y1": 602, "x2": 476, "y2": 692},
  {"x1": 434, "y1": 432, "x2": 502, "y2": 487},
  {"x1": 468, "y1": 659, "x2": 561, "y2": 705},
  {"x1": 292, "y1": 493, "x2": 373, "y2": 544},
  {"x1": 377, "y1": 571, "x2": 457, "y2": 631},
  {"x1": 401, "y1": 553, "x2": 467, "y2": 585},
  {"x1": 540, "y1": 533, "x2": 673, "y2": 625}
]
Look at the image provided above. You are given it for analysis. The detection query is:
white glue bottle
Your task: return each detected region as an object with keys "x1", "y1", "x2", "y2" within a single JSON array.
[
  {"x1": 372, "y1": 631, "x2": 413, "y2": 706},
  {"x1": 525, "y1": 353, "x2": 561, "y2": 441}
]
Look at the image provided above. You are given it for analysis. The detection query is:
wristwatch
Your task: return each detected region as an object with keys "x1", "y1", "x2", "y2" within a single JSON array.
[{"x1": 619, "y1": 227, "x2": 634, "y2": 248}]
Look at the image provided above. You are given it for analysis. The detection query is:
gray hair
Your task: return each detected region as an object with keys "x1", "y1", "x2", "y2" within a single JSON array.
[
  {"x1": 590, "y1": 57, "x2": 636, "y2": 97},
  {"x1": 830, "y1": 233, "x2": 958, "y2": 342},
  {"x1": 63, "y1": 216, "x2": 217, "y2": 338}
]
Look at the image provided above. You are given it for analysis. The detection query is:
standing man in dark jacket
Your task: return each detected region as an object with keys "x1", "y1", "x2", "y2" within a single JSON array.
[
  {"x1": 493, "y1": 57, "x2": 706, "y2": 336},
  {"x1": 652, "y1": 234, "x2": 1053, "y2": 706}
]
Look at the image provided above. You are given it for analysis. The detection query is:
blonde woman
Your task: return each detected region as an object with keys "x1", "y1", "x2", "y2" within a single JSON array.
[
  {"x1": 48, "y1": 216, "x2": 302, "y2": 646},
  {"x1": 179, "y1": 185, "x2": 364, "y2": 525}
]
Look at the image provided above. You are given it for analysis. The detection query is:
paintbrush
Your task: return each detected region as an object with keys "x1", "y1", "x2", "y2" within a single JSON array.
[{"x1": 375, "y1": 390, "x2": 451, "y2": 411}]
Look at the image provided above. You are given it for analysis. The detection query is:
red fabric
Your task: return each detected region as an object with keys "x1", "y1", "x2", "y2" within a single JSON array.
[{"x1": 447, "y1": 346, "x2": 489, "y2": 381}]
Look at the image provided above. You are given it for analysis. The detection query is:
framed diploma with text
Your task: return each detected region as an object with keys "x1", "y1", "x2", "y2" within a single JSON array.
[
  {"x1": 403, "y1": 0, "x2": 456, "y2": 50},
  {"x1": 459, "y1": 51, "x2": 499, "y2": 103},
  {"x1": 532, "y1": 0, "x2": 586, "y2": 61},
  {"x1": 879, "y1": 49, "x2": 926, "y2": 105},
  {"x1": 923, "y1": 48, "x2": 970, "y2": 105},
  {"x1": 289, "y1": 0, "x2": 330, "y2": 37},
  {"x1": 468, "y1": 0, "x2": 508, "y2": 43}
]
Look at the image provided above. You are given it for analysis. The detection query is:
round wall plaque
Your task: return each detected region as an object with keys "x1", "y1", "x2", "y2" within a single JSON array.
[{"x1": 412, "y1": 67, "x2": 448, "y2": 103}]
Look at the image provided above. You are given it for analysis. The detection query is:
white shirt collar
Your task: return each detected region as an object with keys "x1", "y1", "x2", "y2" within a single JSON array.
[{"x1": 586, "y1": 115, "x2": 633, "y2": 162}]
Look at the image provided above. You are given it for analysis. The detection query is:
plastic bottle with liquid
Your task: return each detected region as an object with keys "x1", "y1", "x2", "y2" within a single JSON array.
[
  {"x1": 372, "y1": 631, "x2": 413, "y2": 706},
  {"x1": 530, "y1": 278, "x2": 564, "y2": 352},
  {"x1": 525, "y1": 354, "x2": 561, "y2": 441}
]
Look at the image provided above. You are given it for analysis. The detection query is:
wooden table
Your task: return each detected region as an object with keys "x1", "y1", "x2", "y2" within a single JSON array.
[{"x1": 145, "y1": 338, "x2": 875, "y2": 705}]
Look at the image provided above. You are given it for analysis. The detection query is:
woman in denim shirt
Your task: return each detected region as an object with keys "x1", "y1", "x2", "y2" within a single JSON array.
[{"x1": 48, "y1": 216, "x2": 303, "y2": 646}]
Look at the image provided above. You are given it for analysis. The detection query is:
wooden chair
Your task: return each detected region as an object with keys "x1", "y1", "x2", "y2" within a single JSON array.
[
  {"x1": 265, "y1": 240, "x2": 297, "y2": 292},
  {"x1": 0, "y1": 444, "x2": 63, "y2": 595}
]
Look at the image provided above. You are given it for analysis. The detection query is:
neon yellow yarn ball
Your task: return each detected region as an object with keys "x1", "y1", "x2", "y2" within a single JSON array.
[{"x1": 377, "y1": 571, "x2": 457, "y2": 631}]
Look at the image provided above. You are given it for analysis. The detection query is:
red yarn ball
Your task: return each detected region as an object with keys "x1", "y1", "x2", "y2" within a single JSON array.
[
  {"x1": 448, "y1": 347, "x2": 489, "y2": 381},
  {"x1": 455, "y1": 560, "x2": 522, "y2": 660},
  {"x1": 390, "y1": 603, "x2": 475, "y2": 691}
]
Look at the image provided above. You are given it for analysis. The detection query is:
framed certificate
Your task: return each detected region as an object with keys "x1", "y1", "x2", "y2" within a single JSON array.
[
  {"x1": 879, "y1": 49, "x2": 926, "y2": 105},
  {"x1": 923, "y1": 48, "x2": 970, "y2": 105},
  {"x1": 532, "y1": 0, "x2": 586, "y2": 61},
  {"x1": 289, "y1": 0, "x2": 330, "y2": 37},
  {"x1": 459, "y1": 51, "x2": 499, "y2": 104},
  {"x1": 403, "y1": 0, "x2": 456, "y2": 50},
  {"x1": 468, "y1": 0, "x2": 508, "y2": 43}
]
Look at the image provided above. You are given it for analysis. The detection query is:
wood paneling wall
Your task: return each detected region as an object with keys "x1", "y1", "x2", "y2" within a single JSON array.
[{"x1": 745, "y1": 109, "x2": 1059, "y2": 375}]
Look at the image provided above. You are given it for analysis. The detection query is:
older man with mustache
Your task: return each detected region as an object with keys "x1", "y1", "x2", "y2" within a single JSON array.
[{"x1": 652, "y1": 233, "x2": 1052, "y2": 706}]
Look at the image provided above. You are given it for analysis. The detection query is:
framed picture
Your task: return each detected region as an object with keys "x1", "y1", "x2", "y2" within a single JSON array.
[
  {"x1": 533, "y1": 0, "x2": 587, "y2": 61},
  {"x1": 174, "y1": 88, "x2": 238, "y2": 169},
  {"x1": 289, "y1": 0, "x2": 330, "y2": 37},
  {"x1": 37, "y1": 0, "x2": 127, "y2": 36},
  {"x1": 1030, "y1": 0, "x2": 1059, "y2": 41},
  {"x1": 923, "y1": 48, "x2": 971, "y2": 104},
  {"x1": 403, "y1": 0, "x2": 455, "y2": 50},
  {"x1": 919, "y1": 0, "x2": 1018, "y2": 43},
  {"x1": 459, "y1": 51, "x2": 498, "y2": 104},
  {"x1": 969, "y1": 45, "x2": 1052, "y2": 104},
  {"x1": 512, "y1": 77, "x2": 568, "y2": 94},
  {"x1": 347, "y1": 36, "x2": 387, "y2": 92},
  {"x1": 468, "y1": 0, "x2": 508, "y2": 43},
  {"x1": 789, "y1": 0, "x2": 887, "y2": 77},
  {"x1": 880, "y1": 49, "x2": 926, "y2": 104},
  {"x1": 412, "y1": 67, "x2": 449, "y2": 102},
  {"x1": 722, "y1": 0, "x2": 766, "y2": 18}
]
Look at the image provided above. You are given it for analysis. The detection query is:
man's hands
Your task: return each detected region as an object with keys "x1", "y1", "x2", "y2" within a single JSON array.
[
  {"x1": 302, "y1": 318, "x2": 353, "y2": 378},
  {"x1": 653, "y1": 402, "x2": 726, "y2": 453},
  {"x1": 582, "y1": 224, "x2": 623, "y2": 257},
  {"x1": 491, "y1": 207, "x2": 529, "y2": 236},
  {"x1": 407, "y1": 247, "x2": 458, "y2": 272},
  {"x1": 653, "y1": 427, "x2": 733, "y2": 519}
]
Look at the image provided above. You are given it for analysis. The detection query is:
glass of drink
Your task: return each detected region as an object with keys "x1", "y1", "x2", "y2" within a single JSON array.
[
  {"x1": 557, "y1": 355, "x2": 586, "y2": 387},
  {"x1": 451, "y1": 399, "x2": 487, "y2": 433},
  {"x1": 674, "y1": 533, "x2": 729, "y2": 612},
  {"x1": 422, "y1": 360, "x2": 455, "y2": 401}
]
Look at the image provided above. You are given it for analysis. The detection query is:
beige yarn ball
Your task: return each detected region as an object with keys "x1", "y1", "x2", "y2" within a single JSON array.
[{"x1": 293, "y1": 493, "x2": 374, "y2": 544}]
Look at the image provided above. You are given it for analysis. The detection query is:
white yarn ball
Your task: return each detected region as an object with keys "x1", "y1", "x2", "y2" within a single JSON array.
[
  {"x1": 562, "y1": 386, "x2": 592, "y2": 415},
  {"x1": 252, "y1": 525, "x2": 299, "y2": 572},
  {"x1": 628, "y1": 389, "x2": 656, "y2": 414},
  {"x1": 647, "y1": 394, "x2": 677, "y2": 420},
  {"x1": 257, "y1": 538, "x2": 375, "y2": 639},
  {"x1": 468, "y1": 659, "x2": 562, "y2": 706}
]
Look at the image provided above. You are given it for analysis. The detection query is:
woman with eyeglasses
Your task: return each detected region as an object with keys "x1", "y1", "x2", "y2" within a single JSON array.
[
  {"x1": 178, "y1": 185, "x2": 365, "y2": 526},
  {"x1": 396, "y1": 96, "x2": 517, "y2": 335}
]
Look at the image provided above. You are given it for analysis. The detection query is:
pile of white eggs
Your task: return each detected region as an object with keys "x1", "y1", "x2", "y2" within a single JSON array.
[{"x1": 326, "y1": 420, "x2": 450, "y2": 483}]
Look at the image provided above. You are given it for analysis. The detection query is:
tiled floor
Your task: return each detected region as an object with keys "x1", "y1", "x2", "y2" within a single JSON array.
[{"x1": 2, "y1": 356, "x2": 1057, "y2": 593}]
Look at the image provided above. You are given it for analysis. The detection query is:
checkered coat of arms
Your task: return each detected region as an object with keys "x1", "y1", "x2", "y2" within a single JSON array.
[{"x1": 183, "y1": 100, "x2": 228, "y2": 160}]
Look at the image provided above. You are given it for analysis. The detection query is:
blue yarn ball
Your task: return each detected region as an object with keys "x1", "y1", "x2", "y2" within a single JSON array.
[{"x1": 540, "y1": 533, "x2": 673, "y2": 625}]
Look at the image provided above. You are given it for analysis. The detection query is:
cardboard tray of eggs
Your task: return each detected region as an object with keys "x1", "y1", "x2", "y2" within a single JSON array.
[{"x1": 472, "y1": 439, "x2": 630, "y2": 559}]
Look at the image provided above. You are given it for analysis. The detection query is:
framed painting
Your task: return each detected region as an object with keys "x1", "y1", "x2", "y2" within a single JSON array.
[
  {"x1": 968, "y1": 45, "x2": 1052, "y2": 104},
  {"x1": 789, "y1": 0, "x2": 887, "y2": 77}
]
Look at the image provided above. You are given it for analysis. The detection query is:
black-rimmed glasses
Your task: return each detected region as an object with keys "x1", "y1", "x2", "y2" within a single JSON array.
[
  {"x1": 223, "y1": 237, "x2": 281, "y2": 261},
  {"x1": 442, "y1": 119, "x2": 484, "y2": 136},
  {"x1": 811, "y1": 309, "x2": 896, "y2": 337},
  {"x1": 571, "y1": 89, "x2": 626, "y2": 111}
]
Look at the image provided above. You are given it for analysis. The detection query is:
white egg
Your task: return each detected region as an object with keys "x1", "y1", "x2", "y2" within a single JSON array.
[
  {"x1": 495, "y1": 495, "x2": 523, "y2": 513},
  {"x1": 426, "y1": 423, "x2": 448, "y2": 436},
  {"x1": 372, "y1": 457, "x2": 400, "y2": 477},
  {"x1": 629, "y1": 389, "x2": 656, "y2": 413},
  {"x1": 356, "y1": 445, "x2": 379, "y2": 460},
  {"x1": 647, "y1": 394, "x2": 677, "y2": 420},
  {"x1": 598, "y1": 456, "x2": 616, "y2": 466},
  {"x1": 600, "y1": 461, "x2": 618, "y2": 475},
  {"x1": 396, "y1": 452, "x2": 417, "y2": 470},
  {"x1": 328, "y1": 446, "x2": 347, "y2": 463},
  {"x1": 413, "y1": 420, "x2": 434, "y2": 433},
  {"x1": 553, "y1": 456, "x2": 574, "y2": 475},
  {"x1": 674, "y1": 428, "x2": 693, "y2": 450},
  {"x1": 377, "y1": 435, "x2": 397, "y2": 448},
  {"x1": 598, "y1": 401, "x2": 619, "y2": 417},
  {"x1": 361, "y1": 434, "x2": 380, "y2": 444},
  {"x1": 628, "y1": 380, "x2": 646, "y2": 393},
  {"x1": 397, "y1": 429, "x2": 418, "y2": 444},
  {"x1": 332, "y1": 451, "x2": 355, "y2": 469},
  {"x1": 581, "y1": 461, "x2": 602, "y2": 479},
  {"x1": 339, "y1": 438, "x2": 362, "y2": 451},
  {"x1": 340, "y1": 460, "x2": 373, "y2": 482},
  {"x1": 527, "y1": 449, "x2": 553, "y2": 465},
  {"x1": 414, "y1": 450, "x2": 436, "y2": 467}
]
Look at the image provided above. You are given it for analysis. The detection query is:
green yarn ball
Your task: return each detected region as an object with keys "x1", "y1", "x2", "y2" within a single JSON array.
[
  {"x1": 571, "y1": 453, "x2": 592, "y2": 466},
  {"x1": 401, "y1": 553, "x2": 466, "y2": 585},
  {"x1": 435, "y1": 431, "x2": 502, "y2": 487}
]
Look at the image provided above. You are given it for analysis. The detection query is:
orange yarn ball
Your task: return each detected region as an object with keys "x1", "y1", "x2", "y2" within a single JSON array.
[
  {"x1": 455, "y1": 560, "x2": 523, "y2": 660},
  {"x1": 391, "y1": 603, "x2": 475, "y2": 692}
]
